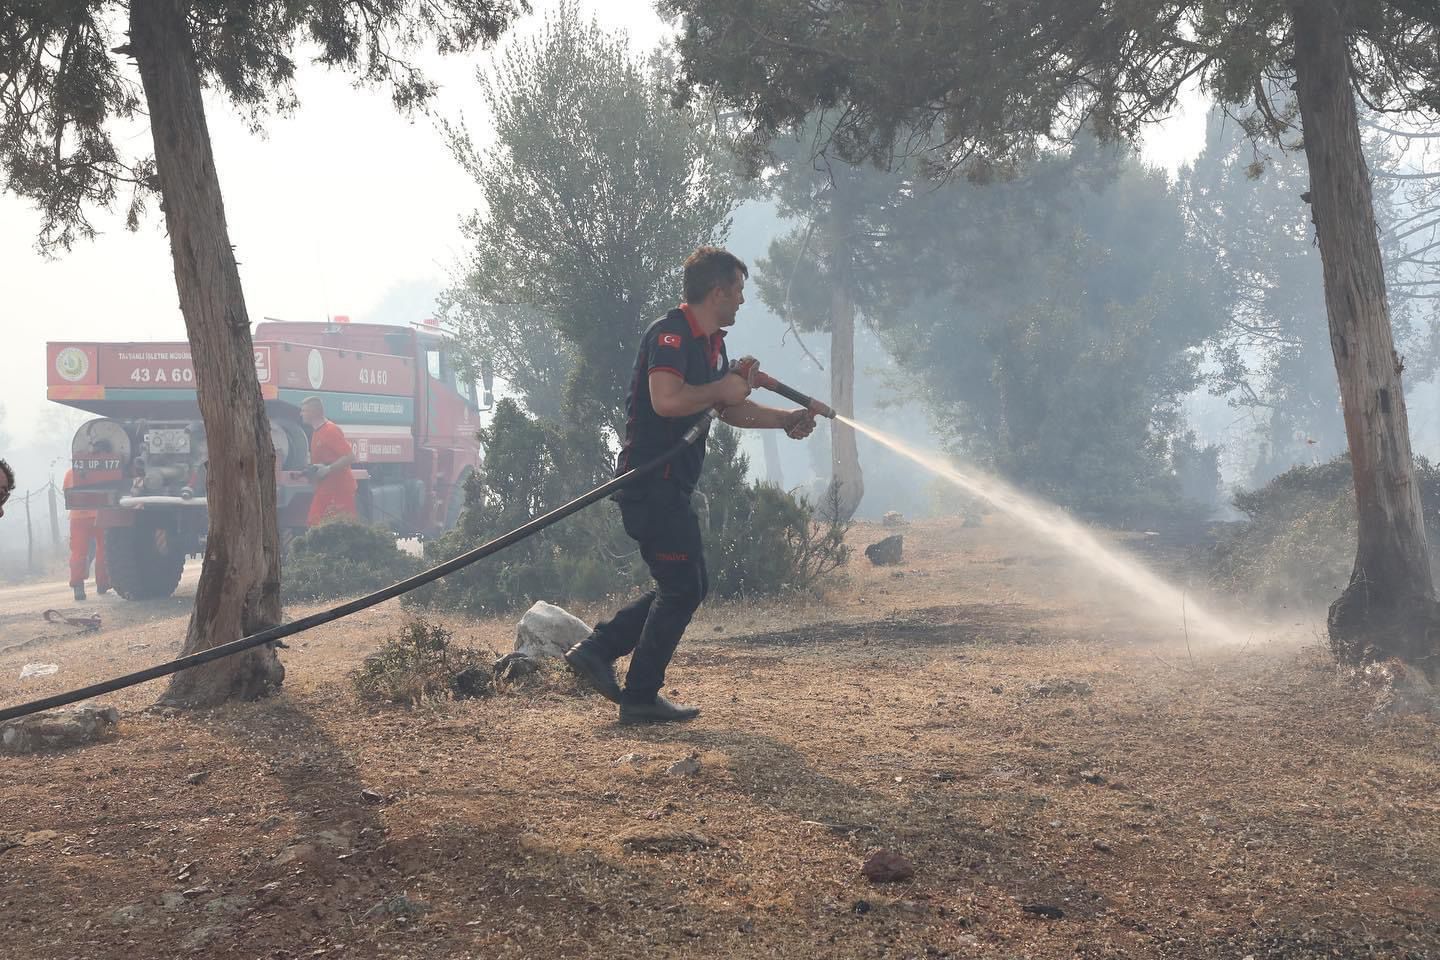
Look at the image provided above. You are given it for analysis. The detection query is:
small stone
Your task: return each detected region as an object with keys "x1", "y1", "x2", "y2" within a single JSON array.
[
  {"x1": 738, "y1": 919, "x2": 755, "y2": 934},
  {"x1": 1092, "y1": 838, "x2": 1113, "y2": 853},
  {"x1": 360, "y1": 788, "x2": 384, "y2": 804},
  {"x1": 111, "y1": 904, "x2": 145, "y2": 924},
  {"x1": 181, "y1": 885, "x2": 213, "y2": 899},
  {"x1": 882, "y1": 511, "x2": 907, "y2": 528},
  {"x1": 204, "y1": 894, "x2": 253, "y2": 916},
  {"x1": 619, "y1": 828, "x2": 715, "y2": 854},
  {"x1": 667, "y1": 755, "x2": 701, "y2": 776},
  {"x1": 1080, "y1": 770, "x2": 1106, "y2": 785},
  {"x1": 1022, "y1": 903, "x2": 1065, "y2": 920},
  {"x1": 861, "y1": 850, "x2": 915, "y2": 883},
  {"x1": 852, "y1": 899, "x2": 872, "y2": 915},
  {"x1": 931, "y1": 771, "x2": 955, "y2": 782},
  {"x1": 365, "y1": 894, "x2": 430, "y2": 921},
  {"x1": 865, "y1": 535, "x2": 904, "y2": 566},
  {"x1": 491, "y1": 652, "x2": 540, "y2": 685},
  {"x1": 613, "y1": 752, "x2": 648, "y2": 766},
  {"x1": 186, "y1": 771, "x2": 210, "y2": 785}
]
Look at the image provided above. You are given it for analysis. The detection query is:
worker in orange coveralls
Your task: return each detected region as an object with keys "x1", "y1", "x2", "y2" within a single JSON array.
[
  {"x1": 301, "y1": 396, "x2": 357, "y2": 524},
  {"x1": 65, "y1": 439, "x2": 111, "y2": 602}
]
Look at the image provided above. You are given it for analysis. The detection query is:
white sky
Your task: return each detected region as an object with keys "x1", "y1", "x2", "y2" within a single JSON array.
[{"x1": 0, "y1": 1, "x2": 1208, "y2": 449}]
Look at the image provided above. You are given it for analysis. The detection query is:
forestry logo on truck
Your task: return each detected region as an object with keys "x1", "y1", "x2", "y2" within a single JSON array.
[
  {"x1": 307, "y1": 349, "x2": 325, "y2": 389},
  {"x1": 55, "y1": 347, "x2": 90, "y2": 382}
]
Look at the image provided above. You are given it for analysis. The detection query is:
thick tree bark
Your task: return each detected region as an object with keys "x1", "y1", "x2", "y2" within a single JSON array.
[
  {"x1": 826, "y1": 241, "x2": 864, "y2": 521},
  {"x1": 131, "y1": 0, "x2": 285, "y2": 704},
  {"x1": 1292, "y1": 0, "x2": 1440, "y2": 671}
]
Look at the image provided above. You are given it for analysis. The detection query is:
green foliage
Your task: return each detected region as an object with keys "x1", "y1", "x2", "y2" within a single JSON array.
[
  {"x1": 700, "y1": 424, "x2": 851, "y2": 598},
  {"x1": 1183, "y1": 106, "x2": 1436, "y2": 485},
  {"x1": 352, "y1": 618, "x2": 497, "y2": 708},
  {"x1": 1, "y1": 0, "x2": 524, "y2": 251},
  {"x1": 283, "y1": 518, "x2": 421, "y2": 602},
  {"x1": 1213, "y1": 455, "x2": 1440, "y2": 607},
  {"x1": 663, "y1": 1, "x2": 1440, "y2": 176},
  {"x1": 414, "y1": 412, "x2": 850, "y2": 616},
  {"x1": 761, "y1": 136, "x2": 1223, "y2": 526},
  {"x1": 413, "y1": 399, "x2": 641, "y2": 616},
  {"x1": 441, "y1": 1, "x2": 738, "y2": 431}
]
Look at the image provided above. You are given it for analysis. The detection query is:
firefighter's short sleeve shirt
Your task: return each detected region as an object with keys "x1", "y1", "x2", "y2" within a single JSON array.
[
  {"x1": 310, "y1": 421, "x2": 358, "y2": 498},
  {"x1": 615, "y1": 305, "x2": 729, "y2": 498}
]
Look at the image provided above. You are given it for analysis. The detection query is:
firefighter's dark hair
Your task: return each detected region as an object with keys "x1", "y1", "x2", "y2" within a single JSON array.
[{"x1": 683, "y1": 246, "x2": 748, "y2": 304}]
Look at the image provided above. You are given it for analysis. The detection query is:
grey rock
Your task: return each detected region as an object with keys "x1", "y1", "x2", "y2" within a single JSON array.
[
  {"x1": 515, "y1": 601, "x2": 592, "y2": 659},
  {"x1": 111, "y1": 904, "x2": 146, "y2": 924},
  {"x1": 204, "y1": 894, "x2": 253, "y2": 916},
  {"x1": 492, "y1": 651, "x2": 541, "y2": 684},
  {"x1": 864, "y1": 535, "x2": 904, "y2": 566},
  {"x1": 1, "y1": 705, "x2": 119, "y2": 755},
  {"x1": 882, "y1": 511, "x2": 907, "y2": 528},
  {"x1": 180, "y1": 924, "x2": 224, "y2": 950},
  {"x1": 667, "y1": 754, "x2": 701, "y2": 776}
]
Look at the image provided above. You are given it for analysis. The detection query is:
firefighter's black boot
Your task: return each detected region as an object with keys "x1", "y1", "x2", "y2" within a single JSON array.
[
  {"x1": 564, "y1": 642, "x2": 622, "y2": 704},
  {"x1": 72, "y1": 584, "x2": 86, "y2": 602},
  {"x1": 619, "y1": 694, "x2": 700, "y2": 725}
]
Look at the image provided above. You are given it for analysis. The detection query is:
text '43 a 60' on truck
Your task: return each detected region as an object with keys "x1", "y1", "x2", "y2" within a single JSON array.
[{"x1": 48, "y1": 320, "x2": 490, "y2": 601}]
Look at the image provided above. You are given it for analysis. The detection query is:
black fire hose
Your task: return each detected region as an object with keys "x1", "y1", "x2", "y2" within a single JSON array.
[{"x1": 0, "y1": 412, "x2": 717, "y2": 724}]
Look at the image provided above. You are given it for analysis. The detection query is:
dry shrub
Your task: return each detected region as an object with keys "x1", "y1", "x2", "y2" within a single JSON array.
[
  {"x1": 1212, "y1": 454, "x2": 1440, "y2": 609},
  {"x1": 352, "y1": 618, "x2": 497, "y2": 708}
]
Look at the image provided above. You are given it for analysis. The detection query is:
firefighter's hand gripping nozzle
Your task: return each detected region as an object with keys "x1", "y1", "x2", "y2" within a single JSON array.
[{"x1": 729, "y1": 357, "x2": 838, "y2": 419}]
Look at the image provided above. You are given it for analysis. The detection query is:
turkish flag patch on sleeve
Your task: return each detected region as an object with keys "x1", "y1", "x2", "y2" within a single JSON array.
[{"x1": 658, "y1": 333, "x2": 683, "y2": 349}]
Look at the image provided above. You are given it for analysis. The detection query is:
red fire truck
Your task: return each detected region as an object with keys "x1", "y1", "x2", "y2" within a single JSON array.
[{"x1": 47, "y1": 319, "x2": 487, "y2": 600}]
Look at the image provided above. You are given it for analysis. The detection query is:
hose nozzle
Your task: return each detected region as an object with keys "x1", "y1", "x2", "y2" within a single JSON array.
[
  {"x1": 757, "y1": 372, "x2": 837, "y2": 419},
  {"x1": 729, "y1": 358, "x2": 837, "y2": 418}
]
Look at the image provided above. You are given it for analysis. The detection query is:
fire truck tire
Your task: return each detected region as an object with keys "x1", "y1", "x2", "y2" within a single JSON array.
[
  {"x1": 105, "y1": 514, "x2": 187, "y2": 601},
  {"x1": 277, "y1": 419, "x2": 310, "y2": 470}
]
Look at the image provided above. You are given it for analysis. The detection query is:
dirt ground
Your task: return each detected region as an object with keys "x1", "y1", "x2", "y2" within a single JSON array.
[{"x1": 1, "y1": 517, "x2": 1437, "y2": 959}]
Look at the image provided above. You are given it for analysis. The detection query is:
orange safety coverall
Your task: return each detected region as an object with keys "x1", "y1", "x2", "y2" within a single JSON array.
[
  {"x1": 307, "y1": 420, "x2": 358, "y2": 525},
  {"x1": 64, "y1": 469, "x2": 109, "y2": 590}
]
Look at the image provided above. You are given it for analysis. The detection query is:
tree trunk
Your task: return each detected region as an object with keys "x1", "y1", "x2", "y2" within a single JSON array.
[
  {"x1": 1291, "y1": 0, "x2": 1440, "y2": 671},
  {"x1": 826, "y1": 243, "x2": 864, "y2": 521},
  {"x1": 761, "y1": 428, "x2": 784, "y2": 488},
  {"x1": 130, "y1": 0, "x2": 285, "y2": 705}
]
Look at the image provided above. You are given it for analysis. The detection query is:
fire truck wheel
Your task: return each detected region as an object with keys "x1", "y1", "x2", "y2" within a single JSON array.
[{"x1": 104, "y1": 513, "x2": 187, "y2": 600}]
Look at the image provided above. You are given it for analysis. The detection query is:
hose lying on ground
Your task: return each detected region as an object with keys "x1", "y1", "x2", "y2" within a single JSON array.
[{"x1": 0, "y1": 412, "x2": 717, "y2": 724}]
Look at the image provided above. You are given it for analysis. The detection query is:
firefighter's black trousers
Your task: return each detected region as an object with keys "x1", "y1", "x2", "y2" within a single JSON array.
[{"x1": 585, "y1": 486, "x2": 709, "y2": 703}]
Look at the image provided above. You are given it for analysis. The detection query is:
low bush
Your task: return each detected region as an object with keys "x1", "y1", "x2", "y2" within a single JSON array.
[
  {"x1": 284, "y1": 518, "x2": 421, "y2": 602},
  {"x1": 352, "y1": 618, "x2": 497, "y2": 707},
  {"x1": 412, "y1": 402, "x2": 851, "y2": 616},
  {"x1": 1211, "y1": 454, "x2": 1440, "y2": 608}
]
